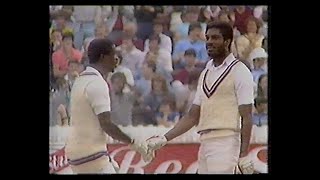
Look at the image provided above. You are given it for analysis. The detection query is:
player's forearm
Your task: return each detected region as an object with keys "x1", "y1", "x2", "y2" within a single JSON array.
[
  {"x1": 164, "y1": 114, "x2": 195, "y2": 141},
  {"x1": 239, "y1": 105, "x2": 253, "y2": 157},
  {"x1": 101, "y1": 122, "x2": 132, "y2": 144},
  {"x1": 98, "y1": 112, "x2": 132, "y2": 144}
]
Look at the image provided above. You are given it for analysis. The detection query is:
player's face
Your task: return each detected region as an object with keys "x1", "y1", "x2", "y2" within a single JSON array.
[
  {"x1": 103, "y1": 47, "x2": 118, "y2": 72},
  {"x1": 206, "y1": 28, "x2": 228, "y2": 58}
]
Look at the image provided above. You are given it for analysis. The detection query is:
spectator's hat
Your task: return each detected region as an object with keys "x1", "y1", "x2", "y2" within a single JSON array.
[{"x1": 249, "y1": 47, "x2": 268, "y2": 62}]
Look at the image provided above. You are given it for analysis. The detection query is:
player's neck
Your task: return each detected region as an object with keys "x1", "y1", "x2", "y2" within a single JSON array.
[
  {"x1": 89, "y1": 64, "x2": 110, "y2": 77},
  {"x1": 212, "y1": 51, "x2": 230, "y2": 67}
]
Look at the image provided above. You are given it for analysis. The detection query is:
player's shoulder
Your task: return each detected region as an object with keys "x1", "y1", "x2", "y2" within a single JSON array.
[{"x1": 233, "y1": 60, "x2": 251, "y2": 74}]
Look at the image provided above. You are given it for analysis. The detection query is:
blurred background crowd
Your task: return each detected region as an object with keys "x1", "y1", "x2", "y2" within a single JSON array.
[{"x1": 49, "y1": 5, "x2": 268, "y2": 128}]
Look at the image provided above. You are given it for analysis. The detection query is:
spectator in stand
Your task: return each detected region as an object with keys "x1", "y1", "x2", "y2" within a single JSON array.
[
  {"x1": 110, "y1": 72, "x2": 135, "y2": 126},
  {"x1": 173, "y1": 22, "x2": 208, "y2": 70},
  {"x1": 134, "y1": 60, "x2": 157, "y2": 97},
  {"x1": 233, "y1": 6, "x2": 253, "y2": 35},
  {"x1": 249, "y1": 47, "x2": 268, "y2": 83},
  {"x1": 257, "y1": 74, "x2": 267, "y2": 98},
  {"x1": 134, "y1": 6, "x2": 158, "y2": 41},
  {"x1": 144, "y1": 19, "x2": 172, "y2": 54},
  {"x1": 117, "y1": 35, "x2": 145, "y2": 79},
  {"x1": 50, "y1": 29, "x2": 63, "y2": 53},
  {"x1": 156, "y1": 100, "x2": 181, "y2": 127},
  {"x1": 50, "y1": 10, "x2": 74, "y2": 35},
  {"x1": 52, "y1": 32, "x2": 83, "y2": 78},
  {"x1": 198, "y1": 6, "x2": 214, "y2": 24},
  {"x1": 64, "y1": 60, "x2": 84, "y2": 89},
  {"x1": 145, "y1": 34, "x2": 173, "y2": 73},
  {"x1": 72, "y1": 6, "x2": 102, "y2": 50},
  {"x1": 176, "y1": 7, "x2": 207, "y2": 40},
  {"x1": 114, "y1": 22, "x2": 144, "y2": 51},
  {"x1": 183, "y1": 70, "x2": 201, "y2": 114},
  {"x1": 236, "y1": 16, "x2": 264, "y2": 61},
  {"x1": 82, "y1": 24, "x2": 109, "y2": 56},
  {"x1": 142, "y1": 74, "x2": 175, "y2": 125},
  {"x1": 173, "y1": 48, "x2": 202, "y2": 85},
  {"x1": 253, "y1": 97, "x2": 268, "y2": 126}
]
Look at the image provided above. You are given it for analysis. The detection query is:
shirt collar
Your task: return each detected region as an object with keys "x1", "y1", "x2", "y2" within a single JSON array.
[
  {"x1": 82, "y1": 66, "x2": 104, "y2": 78},
  {"x1": 210, "y1": 53, "x2": 236, "y2": 69}
]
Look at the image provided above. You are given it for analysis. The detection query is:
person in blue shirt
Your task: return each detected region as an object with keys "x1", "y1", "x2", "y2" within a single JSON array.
[
  {"x1": 252, "y1": 97, "x2": 268, "y2": 126},
  {"x1": 172, "y1": 22, "x2": 209, "y2": 70}
]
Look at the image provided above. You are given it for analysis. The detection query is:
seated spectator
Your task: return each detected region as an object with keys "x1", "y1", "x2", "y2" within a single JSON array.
[
  {"x1": 134, "y1": 60, "x2": 156, "y2": 97},
  {"x1": 176, "y1": 7, "x2": 207, "y2": 40},
  {"x1": 198, "y1": 6, "x2": 214, "y2": 24},
  {"x1": 183, "y1": 70, "x2": 201, "y2": 114},
  {"x1": 173, "y1": 48, "x2": 202, "y2": 84},
  {"x1": 134, "y1": 6, "x2": 158, "y2": 41},
  {"x1": 169, "y1": 6, "x2": 184, "y2": 33},
  {"x1": 170, "y1": 80, "x2": 189, "y2": 115},
  {"x1": 145, "y1": 34, "x2": 173, "y2": 73},
  {"x1": 249, "y1": 47, "x2": 267, "y2": 83},
  {"x1": 117, "y1": 35, "x2": 145, "y2": 79},
  {"x1": 233, "y1": 6, "x2": 253, "y2": 35},
  {"x1": 82, "y1": 24, "x2": 110, "y2": 55},
  {"x1": 64, "y1": 60, "x2": 84, "y2": 89},
  {"x1": 144, "y1": 19, "x2": 172, "y2": 54},
  {"x1": 236, "y1": 16, "x2": 264, "y2": 61},
  {"x1": 50, "y1": 29, "x2": 63, "y2": 52},
  {"x1": 52, "y1": 32, "x2": 83, "y2": 78},
  {"x1": 257, "y1": 74, "x2": 268, "y2": 98},
  {"x1": 110, "y1": 72, "x2": 135, "y2": 126},
  {"x1": 142, "y1": 74, "x2": 175, "y2": 125},
  {"x1": 253, "y1": 97, "x2": 268, "y2": 126},
  {"x1": 173, "y1": 22, "x2": 209, "y2": 70},
  {"x1": 50, "y1": 10, "x2": 74, "y2": 35},
  {"x1": 156, "y1": 100, "x2": 181, "y2": 127},
  {"x1": 114, "y1": 22, "x2": 144, "y2": 51}
]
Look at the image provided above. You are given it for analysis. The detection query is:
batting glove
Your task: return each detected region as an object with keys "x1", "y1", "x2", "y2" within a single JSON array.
[
  {"x1": 235, "y1": 156, "x2": 254, "y2": 174},
  {"x1": 146, "y1": 135, "x2": 167, "y2": 151},
  {"x1": 130, "y1": 139, "x2": 155, "y2": 163}
]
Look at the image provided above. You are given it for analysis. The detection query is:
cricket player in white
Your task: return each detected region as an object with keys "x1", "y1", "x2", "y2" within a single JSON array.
[
  {"x1": 147, "y1": 22, "x2": 255, "y2": 174},
  {"x1": 65, "y1": 39, "x2": 153, "y2": 174}
]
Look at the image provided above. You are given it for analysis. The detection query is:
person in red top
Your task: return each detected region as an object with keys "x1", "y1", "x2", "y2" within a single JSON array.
[
  {"x1": 233, "y1": 6, "x2": 253, "y2": 35},
  {"x1": 52, "y1": 32, "x2": 83, "y2": 78},
  {"x1": 173, "y1": 48, "x2": 202, "y2": 85}
]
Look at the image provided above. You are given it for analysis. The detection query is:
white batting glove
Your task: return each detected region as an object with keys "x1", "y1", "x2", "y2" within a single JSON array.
[
  {"x1": 130, "y1": 139, "x2": 155, "y2": 163},
  {"x1": 146, "y1": 135, "x2": 168, "y2": 151},
  {"x1": 235, "y1": 156, "x2": 254, "y2": 174}
]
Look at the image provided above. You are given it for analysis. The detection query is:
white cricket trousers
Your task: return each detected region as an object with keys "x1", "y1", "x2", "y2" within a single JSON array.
[{"x1": 197, "y1": 134, "x2": 241, "y2": 174}]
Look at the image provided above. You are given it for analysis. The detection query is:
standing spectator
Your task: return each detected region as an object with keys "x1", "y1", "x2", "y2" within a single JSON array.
[
  {"x1": 156, "y1": 100, "x2": 181, "y2": 127},
  {"x1": 110, "y1": 72, "x2": 135, "y2": 126},
  {"x1": 115, "y1": 22, "x2": 144, "y2": 51},
  {"x1": 72, "y1": 6, "x2": 102, "y2": 49},
  {"x1": 134, "y1": 6, "x2": 158, "y2": 41},
  {"x1": 252, "y1": 97, "x2": 268, "y2": 126},
  {"x1": 236, "y1": 16, "x2": 264, "y2": 61},
  {"x1": 117, "y1": 35, "x2": 145, "y2": 79},
  {"x1": 144, "y1": 19, "x2": 172, "y2": 54},
  {"x1": 173, "y1": 22, "x2": 208, "y2": 70},
  {"x1": 248, "y1": 47, "x2": 268, "y2": 83},
  {"x1": 142, "y1": 74, "x2": 175, "y2": 125},
  {"x1": 257, "y1": 74, "x2": 267, "y2": 98},
  {"x1": 233, "y1": 6, "x2": 253, "y2": 35},
  {"x1": 52, "y1": 32, "x2": 83, "y2": 78}
]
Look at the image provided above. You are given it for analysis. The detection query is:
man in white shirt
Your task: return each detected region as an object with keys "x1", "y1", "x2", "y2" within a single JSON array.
[
  {"x1": 146, "y1": 22, "x2": 255, "y2": 174},
  {"x1": 144, "y1": 19, "x2": 172, "y2": 54},
  {"x1": 65, "y1": 39, "x2": 153, "y2": 174}
]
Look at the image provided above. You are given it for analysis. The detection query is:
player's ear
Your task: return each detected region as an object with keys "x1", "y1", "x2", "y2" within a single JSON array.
[{"x1": 224, "y1": 39, "x2": 231, "y2": 47}]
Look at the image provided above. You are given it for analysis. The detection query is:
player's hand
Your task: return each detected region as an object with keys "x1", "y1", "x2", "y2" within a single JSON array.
[
  {"x1": 130, "y1": 139, "x2": 155, "y2": 163},
  {"x1": 235, "y1": 156, "x2": 254, "y2": 174},
  {"x1": 146, "y1": 135, "x2": 167, "y2": 151}
]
